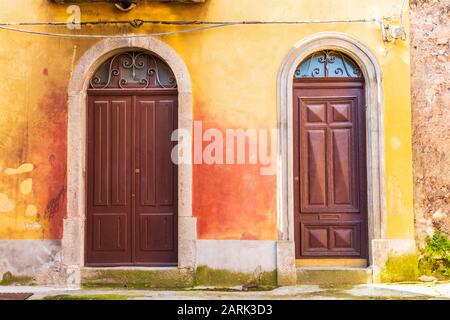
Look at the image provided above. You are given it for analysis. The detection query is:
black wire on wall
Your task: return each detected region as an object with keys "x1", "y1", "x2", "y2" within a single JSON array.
[{"x1": 0, "y1": 18, "x2": 385, "y2": 38}]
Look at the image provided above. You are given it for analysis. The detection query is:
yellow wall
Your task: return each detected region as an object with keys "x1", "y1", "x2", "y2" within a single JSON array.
[{"x1": 0, "y1": 0, "x2": 414, "y2": 240}]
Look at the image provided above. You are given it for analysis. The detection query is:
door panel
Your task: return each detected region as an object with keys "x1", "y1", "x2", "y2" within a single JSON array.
[
  {"x1": 139, "y1": 214, "x2": 174, "y2": 251},
  {"x1": 154, "y1": 99, "x2": 175, "y2": 207},
  {"x1": 300, "y1": 222, "x2": 361, "y2": 256},
  {"x1": 92, "y1": 100, "x2": 129, "y2": 206},
  {"x1": 137, "y1": 100, "x2": 157, "y2": 206},
  {"x1": 92, "y1": 213, "x2": 128, "y2": 251},
  {"x1": 86, "y1": 92, "x2": 178, "y2": 266},
  {"x1": 87, "y1": 96, "x2": 133, "y2": 264},
  {"x1": 134, "y1": 95, "x2": 178, "y2": 264},
  {"x1": 294, "y1": 80, "x2": 367, "y2": 259},
  {"x1": 331, "y1": 128, "x2": 352, "y2": 205},
  {"x1": 304, "y1": 129, "x2": 327, "y2": 208}
]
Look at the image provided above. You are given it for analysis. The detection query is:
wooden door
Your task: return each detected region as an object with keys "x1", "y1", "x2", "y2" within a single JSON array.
[
  {"x1": 133, "y1": 95, "x2": 178, "y2": 264},
  {"x1": 86, "y1": 91, "x2": 178, "y2": 266},
  {"x1": 293, "y1": 79, "x2": 368, "y2": 258}
]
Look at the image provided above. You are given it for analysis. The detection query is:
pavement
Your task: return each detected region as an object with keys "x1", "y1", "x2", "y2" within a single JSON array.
[{"x1": 0, "y1": 282, "x2": 450, "y2": 300}]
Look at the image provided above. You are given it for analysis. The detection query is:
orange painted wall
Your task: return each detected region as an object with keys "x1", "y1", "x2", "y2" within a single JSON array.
[
  {"x1": 192, "y1": 110, "x2": 277, "y2": 240},
  {"x1": 0, "y1": 0, "x2": 415, "y2": 242}
]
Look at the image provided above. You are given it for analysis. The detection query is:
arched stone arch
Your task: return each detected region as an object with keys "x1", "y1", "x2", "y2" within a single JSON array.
[
  {"x1": 62, "y1": 38, "x2": 196, "y2": 287},
  {"x1": 276, "y1": 32, "x2": 386, "y2": 284}
]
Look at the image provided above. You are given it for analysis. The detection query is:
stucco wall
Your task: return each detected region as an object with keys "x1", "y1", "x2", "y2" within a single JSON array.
[
  {"x1": 410, "y1": 0, "x2": 450, "y2": 245},
  {"x1": 0, "y1": 1, "x2": 414, "y2": 246}
]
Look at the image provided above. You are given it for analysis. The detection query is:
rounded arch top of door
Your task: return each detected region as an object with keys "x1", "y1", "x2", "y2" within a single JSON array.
[
  {"x1": 294, "y1": 50, "x2": 363, "y2": 79},
  {"x1": 89, "y1": 50, "x2": 178, "y2": 90}
]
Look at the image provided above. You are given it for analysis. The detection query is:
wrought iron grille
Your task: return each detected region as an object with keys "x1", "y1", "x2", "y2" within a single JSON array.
[
  {"x1": 89, "y1": 51, "x2": 177, "y2": 89},
  {"x1": 294, "y1": 50, "x2": 362, "y2": 78}
]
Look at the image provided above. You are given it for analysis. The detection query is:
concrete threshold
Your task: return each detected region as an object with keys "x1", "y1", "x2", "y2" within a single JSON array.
[
  {"x1": 296, "y1": 259, "x2": 368, "y2": 268},
  {"x1": 296, "y1": 266, "x2": 373, "y2": 285}
]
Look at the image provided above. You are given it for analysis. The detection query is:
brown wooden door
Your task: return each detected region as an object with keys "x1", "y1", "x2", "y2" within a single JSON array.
[
  {"x1": 86, "y1": 91, "x2": 178, "y2": 266},
  {"x1": 133, "y1": 95, "x2": 178, "y2": 264},
  {"x1": 293, "y1": 79, "x2": 368, "y2": 258}
]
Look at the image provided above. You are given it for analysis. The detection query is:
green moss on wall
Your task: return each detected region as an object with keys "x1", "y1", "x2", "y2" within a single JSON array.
[
  {"x1": 42, "y1": 294, "x2": 135, "y2": 300},
  {"x1": 380, "y1": 254, "x2": 420, "y2": 283},
  {"x1": 81, "y1": 266, "x2": 277, "y2": 290},
  {"x1": 194, "y1": 265, "x2": 277, "y2": 288},
  {"x1": 0, "y1": 271, "x2": 35, "y2": 286},
  {"x1": 81, "y1": 269, "x2": 194, "y2": 289}
]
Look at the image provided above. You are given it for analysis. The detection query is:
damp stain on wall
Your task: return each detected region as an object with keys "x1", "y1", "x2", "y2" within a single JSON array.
[
  {"x1": 192, "y1": 103, "x2": 278, "y2": 240},
  {"x1": 0, "y1": 82, "x2": 67, "y2": 240}
]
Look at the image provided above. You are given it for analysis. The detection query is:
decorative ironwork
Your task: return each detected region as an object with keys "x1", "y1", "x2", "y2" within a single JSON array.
[
  {"x1": 294, "y1": 50, "x2": 362, "y2": 78},
  {"x1": 89, "y1": 51, "x2": 177, "y2": 89}
]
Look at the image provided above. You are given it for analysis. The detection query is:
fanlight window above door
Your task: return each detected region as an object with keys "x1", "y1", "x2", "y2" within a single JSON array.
[
  {"x1": 89, "y1": 51, "x2": 177, "y2": 89},
  {"x1": 294, "y1": 50, "x2": 362, "y2": 78}
]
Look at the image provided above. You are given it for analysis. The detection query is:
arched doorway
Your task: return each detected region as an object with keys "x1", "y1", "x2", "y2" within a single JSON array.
[
  {"x1": 292, "y1": 50, "x2": 368, "y2": 262},
  {"x1": 85, "y1": 51, "x2": 179, "y2": 266},
  {"x1": 63, "y1": 37, "x2": 196, "y2": 286},
  {"x1": 276, "y1": 33, "x2": 386, "y2": 284}
]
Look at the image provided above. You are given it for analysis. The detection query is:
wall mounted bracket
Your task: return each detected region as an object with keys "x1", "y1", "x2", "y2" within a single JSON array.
[{"x1": 381, "y1": 19, "x2": 406, "y2": 43}]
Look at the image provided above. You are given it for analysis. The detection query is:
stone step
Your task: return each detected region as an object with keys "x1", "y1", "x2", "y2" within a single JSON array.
[
  {"x1": 80, "y1": 267, "x2": 194, "y2": 289},
  {"x1": 297, "y1": 267, "x2": 373, "y2": 285}
]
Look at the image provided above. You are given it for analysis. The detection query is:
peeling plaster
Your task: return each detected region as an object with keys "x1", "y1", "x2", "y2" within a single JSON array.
[
  {"x1": 0, "y1": 193, "x2": 15, "y2": 213},
  {"x1": 4, "y1": 163, "x2": 34, "y2": 175},
  {"x1": 20, "y1": 178, "x2": 33, "y2": 195}
]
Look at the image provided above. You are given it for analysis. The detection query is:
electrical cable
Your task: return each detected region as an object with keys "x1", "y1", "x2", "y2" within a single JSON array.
[
  {"x1": 0, "y1": 23, "x2": 233, "y2": 38},
  {"x1": 0, "y1": 18, "x2": 381, "y2": 27},
  {"x1": 0, "y1": 18, "x2": 383, "y2": 38}
]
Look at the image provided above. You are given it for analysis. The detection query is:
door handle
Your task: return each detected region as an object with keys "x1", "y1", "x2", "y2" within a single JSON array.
[
  {"x1": 294, "y1": 176, "x2": 299, "y2": 182},
  {"x1": 135, "y1": 168, "x2": 140, "y2": 174}
]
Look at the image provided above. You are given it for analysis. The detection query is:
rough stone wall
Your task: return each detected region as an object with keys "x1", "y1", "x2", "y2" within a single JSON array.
[{"x1": 410, "y1": 0, "x2": 450, "y2": 246}]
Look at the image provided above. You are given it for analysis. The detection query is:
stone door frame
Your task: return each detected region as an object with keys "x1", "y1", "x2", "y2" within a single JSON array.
[
  {"x1": 276, "y1": 32, "x2": 387, "y2": 284},
  {"x1": 62, "y1": 37, "x2": 196, "y2": 286}
]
